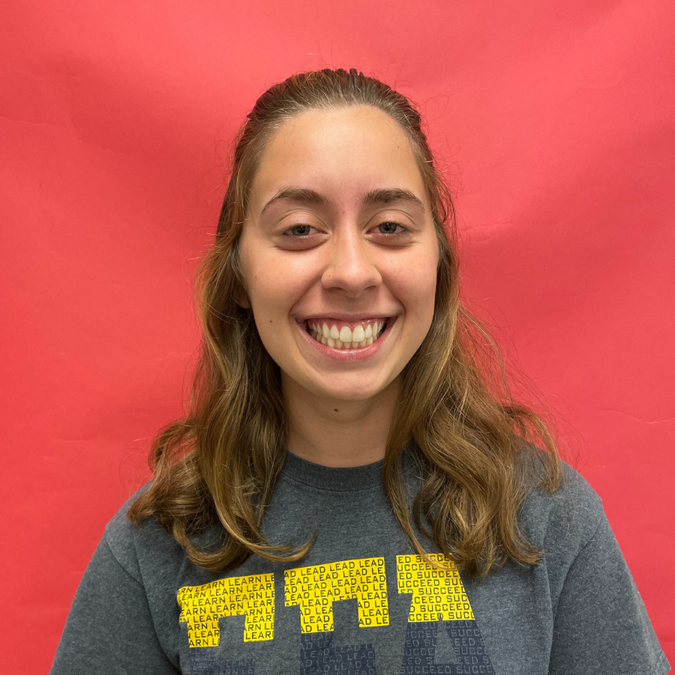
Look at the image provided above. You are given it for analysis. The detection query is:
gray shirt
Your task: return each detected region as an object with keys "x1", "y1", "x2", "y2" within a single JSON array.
[{"x1": 51, "y1": 452, "x2": 670, "y2": 674}]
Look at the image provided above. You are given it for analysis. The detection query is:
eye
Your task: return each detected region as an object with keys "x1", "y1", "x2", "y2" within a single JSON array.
[
  {"x1": 276, "y1": 223, "x2": 326, "y2": 250},
  {"x1": 284, "y1": 224, "x2": 315, "y2": 237},
  {"x1": 374, "y1": 221, "x2": 408, "y2": 235}
]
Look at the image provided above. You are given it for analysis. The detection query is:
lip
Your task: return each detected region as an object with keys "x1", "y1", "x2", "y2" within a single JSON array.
[
  {"x1": 299, "y1": 313, "x2": 395, "y2": 322},
  {"x1": 298, "y1": 316, "x2": 398, "y2": 362}
]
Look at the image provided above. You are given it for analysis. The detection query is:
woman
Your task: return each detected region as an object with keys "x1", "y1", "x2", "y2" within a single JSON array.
[{"x1": 50, "y1": 68, "x2": 669, "y2": 674}]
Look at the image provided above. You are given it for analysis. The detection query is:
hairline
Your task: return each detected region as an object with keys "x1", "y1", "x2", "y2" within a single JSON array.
[{"x1": 241, "y1": 102, "x2": 436, "y2": 222}]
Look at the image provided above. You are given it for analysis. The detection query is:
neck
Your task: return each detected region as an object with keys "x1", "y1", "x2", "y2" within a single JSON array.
[{"x1": 282, "y1": 374, "x2": 399, "y2": 468}]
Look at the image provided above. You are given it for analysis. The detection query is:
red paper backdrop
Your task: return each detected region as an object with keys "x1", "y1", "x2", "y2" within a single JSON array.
[{"x1": 1, "y1": 0, "x2": 674, "y2": 671}]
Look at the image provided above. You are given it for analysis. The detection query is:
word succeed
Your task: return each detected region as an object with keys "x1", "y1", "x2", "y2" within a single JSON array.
[{"x1": 177, "y1": 554, "x2": 474, "y2": 648}]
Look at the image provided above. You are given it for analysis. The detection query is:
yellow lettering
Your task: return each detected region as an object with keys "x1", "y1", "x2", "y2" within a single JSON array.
[
  {"x1": 285, "y1": 557, "x2": 389, "y2": 633},
  {"x1": 396, "y1": 554, "x2": 475, "y2": 623},
  {"x1": 177, "y1": 573, "x2": 275, "y2": 648}
]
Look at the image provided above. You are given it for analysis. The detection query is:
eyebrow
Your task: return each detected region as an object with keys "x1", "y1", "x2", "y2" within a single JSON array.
[{"x1": 260, "y1": 187, "x2": 425, "y2": 214}]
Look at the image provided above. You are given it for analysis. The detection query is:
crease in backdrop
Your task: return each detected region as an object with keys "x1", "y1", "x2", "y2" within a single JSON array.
[{"x1": 1, "y1": 0, "x2": 673, "y2": 671}]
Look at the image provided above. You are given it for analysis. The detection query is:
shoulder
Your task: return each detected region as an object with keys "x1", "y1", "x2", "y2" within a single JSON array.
[
  {"x1": 102, "y1": 483, "x2": 186, "y2": 584},
  {"x1": 519, "y1": 460, "x2": 606, "y2": 561}
]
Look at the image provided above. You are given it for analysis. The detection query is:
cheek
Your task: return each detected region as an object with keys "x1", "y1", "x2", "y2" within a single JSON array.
[
  {"x1": 411, "y1": 274, "x2": 438, "y2": 328},
  {"x1": 245, "y1": 254, "x2": 316, "y2": 324},
  {"x1": 388, "y1": 255, "x2": 438, "y2": 318}
]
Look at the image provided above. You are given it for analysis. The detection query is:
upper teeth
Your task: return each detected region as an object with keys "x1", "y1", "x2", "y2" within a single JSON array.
[{"x1": 306, "y1": 320, "x2": 387, "y2": 349}]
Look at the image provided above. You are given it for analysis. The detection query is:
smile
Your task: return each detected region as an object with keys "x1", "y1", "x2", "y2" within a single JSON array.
[{"x1": 306, "y1": 319, "x2": 389, "y2": 350}]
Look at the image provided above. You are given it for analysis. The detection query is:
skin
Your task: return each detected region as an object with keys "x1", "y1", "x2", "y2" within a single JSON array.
[{"x1": 238, "y1": 106, "x2": 439, "y2": 467}]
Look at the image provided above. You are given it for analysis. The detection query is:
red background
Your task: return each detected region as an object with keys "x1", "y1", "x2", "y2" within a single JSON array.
[{"x1": 1, "y1": 0, "x2": 673, "y2": 671}]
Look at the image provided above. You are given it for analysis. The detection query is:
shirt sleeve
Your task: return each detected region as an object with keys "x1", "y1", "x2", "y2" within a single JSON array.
[
  {"x1": 49, "y1": 535, "x2": 180, "y2": 675},
  {"x1": 548, "y1": 512, "x2": 670, "y2": 674}
]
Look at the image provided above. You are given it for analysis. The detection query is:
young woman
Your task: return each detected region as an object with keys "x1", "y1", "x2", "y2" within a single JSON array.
[{"x1": 51, "y1": 69, "x2": 669, "y2": 674}]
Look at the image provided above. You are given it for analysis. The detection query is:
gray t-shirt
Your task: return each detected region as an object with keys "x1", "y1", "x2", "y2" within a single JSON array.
[{"x1": 51, "y1": 451, "x2": 670, "y2": 674}]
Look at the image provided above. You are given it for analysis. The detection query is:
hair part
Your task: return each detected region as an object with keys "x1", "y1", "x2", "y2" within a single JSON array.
[{"x1": 128, "y1": 68, "x2": 561, "y2": 579}]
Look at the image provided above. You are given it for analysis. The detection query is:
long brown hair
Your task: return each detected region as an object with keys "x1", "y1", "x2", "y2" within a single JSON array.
[{"x1": 128, "y1": 68, "x2": 561, "y2": 579}]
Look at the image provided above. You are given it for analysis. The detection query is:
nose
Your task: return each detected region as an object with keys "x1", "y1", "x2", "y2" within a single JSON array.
[{"x1": 321, "y1": 226, "x2": 382, "y2": 297}]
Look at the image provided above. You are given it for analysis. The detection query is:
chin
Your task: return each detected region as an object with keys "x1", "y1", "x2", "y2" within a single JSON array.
[{"x1": 309, "y1": 378, "x2": 395, "y2": 404}]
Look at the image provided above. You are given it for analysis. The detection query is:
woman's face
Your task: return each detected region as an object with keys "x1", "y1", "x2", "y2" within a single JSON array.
[{"x1": 239, "y1": 106, "x2": 439, "y2": 405}]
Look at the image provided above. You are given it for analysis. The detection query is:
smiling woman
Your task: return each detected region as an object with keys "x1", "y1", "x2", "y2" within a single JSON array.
[
  {"x1": 50, "y1": 69, "x2": 669, "y2": 674},
  {"x1": 238, "y1": 106, "x2": 440, "y2": 452}
]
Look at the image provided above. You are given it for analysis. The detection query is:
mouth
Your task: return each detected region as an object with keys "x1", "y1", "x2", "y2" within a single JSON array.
[{"x1": 304, "y1": 318, "x2": 391, "y2": 350}]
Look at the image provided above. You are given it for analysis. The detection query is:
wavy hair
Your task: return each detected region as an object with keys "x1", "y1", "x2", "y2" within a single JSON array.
[{"x1": 128, "y1": 68, "x2": 561, "y2": 578}]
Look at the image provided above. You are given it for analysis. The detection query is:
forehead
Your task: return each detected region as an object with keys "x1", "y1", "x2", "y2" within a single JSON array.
[{"x1": 248, "y1": 106, "x2": 428, "y2": 212}]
